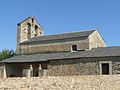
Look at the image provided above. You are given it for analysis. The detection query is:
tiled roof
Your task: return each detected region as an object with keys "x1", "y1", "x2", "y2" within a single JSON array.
[
  {"x1": 21, "y1": 30, "x2": 96, "y2": 44},
  {"x1": 2, "y1": 46, "x2": 120, "y2": 63}
]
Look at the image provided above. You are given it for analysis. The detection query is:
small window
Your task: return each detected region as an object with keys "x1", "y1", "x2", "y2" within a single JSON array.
[
  {"x1": 27, "y1": 23, "x2": 31, "y2": 30},
  {"x1": 101, "y1": 63, "x2": 109, "y2": 75},
  {"x1": 27, "y1": 23, "x2": 31, "y2": 34},
  {"x1": 72, "y1": 45, "x2": 77, "y2": 51},
  {"x1": 32, "y1": 18, "x2": 34, "y2": 23},
  {"x1": 35, "y1": 25, "x2": 38, "y2": 29}
]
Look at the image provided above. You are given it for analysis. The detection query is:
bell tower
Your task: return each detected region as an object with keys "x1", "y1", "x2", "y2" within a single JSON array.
[{"x1": 16, "y1": 16, "x2": 44, "y2": 54}]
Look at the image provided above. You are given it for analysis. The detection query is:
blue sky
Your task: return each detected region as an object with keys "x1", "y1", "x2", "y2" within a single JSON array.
[{"x1": 0, "y1": 0, "x2": 120, "y2": 51}]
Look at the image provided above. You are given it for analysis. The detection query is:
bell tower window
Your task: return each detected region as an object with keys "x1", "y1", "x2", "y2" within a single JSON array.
[
  {"x1": 35, "y1": 25, "x2": 38, "y2": 37},
  {"x1": 27, "y1": 23, "x2": 31, "y2": 38},
  {"x1": 27, "y1": 23, "x2": 31, "y2": 31},
  {"x1": 32, "y1": 18, "x2": 34, "y2": 23},
  {"x1": 35, "y1": 25, "x2": 38, "y2": 29}
]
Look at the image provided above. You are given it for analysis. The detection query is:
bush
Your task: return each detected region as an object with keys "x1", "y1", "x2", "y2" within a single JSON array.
[{"x1": 0, "y1": 49, "x2": 15, "y2": 61}]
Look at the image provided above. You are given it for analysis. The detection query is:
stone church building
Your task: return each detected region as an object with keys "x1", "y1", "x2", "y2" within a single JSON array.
[{"x1": 0, "y1": 16, "x2": 120, "y2": 77}]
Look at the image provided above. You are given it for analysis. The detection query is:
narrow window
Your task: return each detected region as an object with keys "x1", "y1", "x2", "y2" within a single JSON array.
[
  {"x1": 101, "y1": 63, "x2": 109, "y2": 75},
  {"x1": 35, "y1": 25, "x2": 38, "y2": 29},
  {"x1": 27, "y1": 23, "x2": 31, "y2": 34},
  {"x1": 35, "y1": 25, "x2": 38, "y2": 36},
  {"x1": 72, "y1": 45, "x2": 77, "y2": 51},
  {"x1": 32, "y1": 18, "x2": 34, "y2": 23},
  {"x1": 27, "y1": 23, "x2": 31, "y2": 30},
  {"x1": 27, "y1": 23, "x2": 31, "y2": 39}
]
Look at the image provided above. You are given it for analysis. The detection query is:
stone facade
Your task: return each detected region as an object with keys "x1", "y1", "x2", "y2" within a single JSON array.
[
  {"x1": 47, "y1": 58, "x2": 99, "y2": 76},
  {"x1": 47, "y1": 57, "x2": 120, "y2": 76},
  {"x1": 1, "y1": 16, "x2": 119, "y2": 78},
  {"x1": 17, "y1": 30, "x2": 106, "y2": 55},
  {"x1": 16, "y1": 17, "x2": 106, "y2": 55},
  {"x1": 18, "y1": 31, "x2": 106, "y2": 54},
  {"x1": 0, "y1": 76, "x2": 120, "y2": 90},
  {"x1": 89, "y1": 30, "x2": 106, "y2": 49},
  {"x1": 16, "y1": 16, "x2": 44, "y2": 54},
  {"x1": 112, "y1": 60, "x2": 120, "y2": 74},
  {"x1": 1, "y1": 57, "x2": 120, "y2": 77},
  {"x1": 20, "y1": 39, "x2": 89, "y2": 54}
]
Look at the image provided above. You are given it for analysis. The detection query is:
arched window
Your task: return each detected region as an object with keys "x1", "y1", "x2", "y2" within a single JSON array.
[
  {"x1": 27, "y1": 23, "x2": 31, "y2": 34},
  {"x1": 32, "y1": 18, "x2": 34, "y2": 23},
  {"x1": 35, "y1": 25, "x2": 38, "y2": 37},
  {"x1": 35, "y1": 25, "x2": 38, "y2": 29}
]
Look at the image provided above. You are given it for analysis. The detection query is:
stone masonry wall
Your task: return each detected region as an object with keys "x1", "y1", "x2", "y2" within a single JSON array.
[
  {"x1": 47, "y1": 58, "x2": 99, "y2": 76},
  {"x1": 112, "y1": 60, "x2": 120, "y2": 74},
  {"x1": 18, "y1": 17, "x2": 44, "y2": 43},
  {"x1": 89, "y1": 31, "x2": 106, "y2": 49},
  {"x1": 18, "y1": 30, "x2": 107, "y2": 55},
  {"x1": 0, "y1": 75, "x2": 120, "y2": 90},
  {"x1": 47, "y1": 57, "x2": 120, "y2": 76},
  {"x1": 20, "y1": 39, "x2": 89, "y2": 54}
]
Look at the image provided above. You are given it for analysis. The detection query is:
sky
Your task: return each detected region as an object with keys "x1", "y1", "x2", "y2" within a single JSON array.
[{"x1": 0, "y1": 0, "x2": 120, "y2": 51}]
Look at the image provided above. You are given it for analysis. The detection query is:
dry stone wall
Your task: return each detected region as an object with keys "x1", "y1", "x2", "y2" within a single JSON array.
[{"x1": 0, "y1": 75, "x2": 120, "y2": 90}]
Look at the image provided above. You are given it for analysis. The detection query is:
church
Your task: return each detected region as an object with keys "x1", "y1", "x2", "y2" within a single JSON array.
[{"x1": 0, "y1": 16, "x2": 120, "y2": 77}]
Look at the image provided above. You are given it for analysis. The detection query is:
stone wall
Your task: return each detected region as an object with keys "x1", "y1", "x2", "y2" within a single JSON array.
[
  {"x1": 18, "y1": 30, "x2": 107, "y2": 55},
  {"x1": 0, "y1": 75, "x2": 120, "y2": 90},
  {"x1": 47, "y1": 58, "x2": 100, "y2": 75},
  {"x1": 112, "y1": 60, "x2": 120, "y2": 74},
  {"x1": 20, "y1": 39, "x2": 89, "y2": 54},
  {"x1": 2, "y1": 57, "x2": 120, "y2": 78},
  {"x1": 47, "y1": 57, "x2": 120, "y2": 76},
  {"x1": 89, "y1": 30, "x2": 106, "y2": 49}
]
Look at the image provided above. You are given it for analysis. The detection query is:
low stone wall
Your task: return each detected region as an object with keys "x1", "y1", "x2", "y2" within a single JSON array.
[{"x1": 0, "y1": 75, "x2": 120, "y2": 90}]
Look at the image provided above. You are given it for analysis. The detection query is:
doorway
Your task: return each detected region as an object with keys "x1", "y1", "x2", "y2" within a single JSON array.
[
  {"x1": 101, "y1": 63, "x2": 109, "y2": 75},
  {"x1": 99, "y1": 61, "x2": 112, "y2": 75}
]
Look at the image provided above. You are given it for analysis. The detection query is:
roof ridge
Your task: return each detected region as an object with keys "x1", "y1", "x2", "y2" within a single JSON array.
[
  {"x1": 44, "y1": 29, "x2": 96, "y2": 37},
  {"x1": 21, "y1": 29, "x2": 96, "y2": 44}
]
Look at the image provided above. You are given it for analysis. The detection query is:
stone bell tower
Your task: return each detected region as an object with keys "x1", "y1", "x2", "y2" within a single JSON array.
[{"x1": 16, "y1": 16, "x2": 44, "y2": 54}]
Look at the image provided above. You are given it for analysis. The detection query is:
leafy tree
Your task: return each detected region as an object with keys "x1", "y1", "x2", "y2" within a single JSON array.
[{"x1": 0, "y1": 49, "x2": 15, "y2": 61}]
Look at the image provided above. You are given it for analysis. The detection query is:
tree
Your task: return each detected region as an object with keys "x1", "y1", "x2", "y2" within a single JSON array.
[{"x1": 0, "y1": 49, "x2": 15, "y2": 61}]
